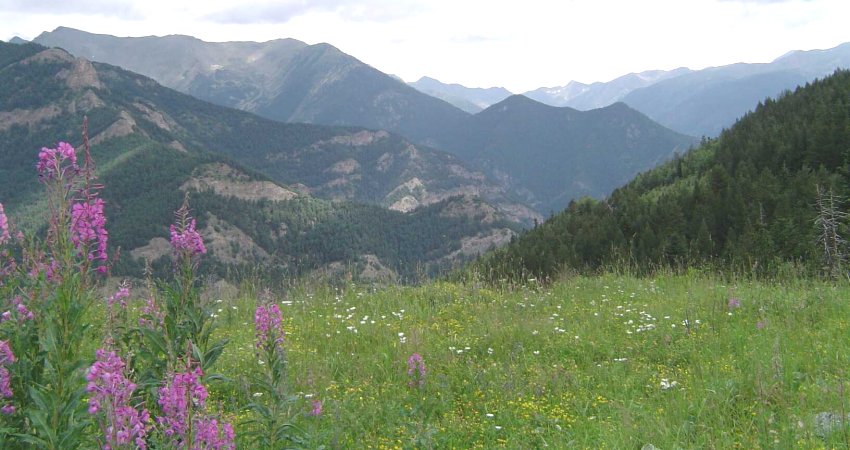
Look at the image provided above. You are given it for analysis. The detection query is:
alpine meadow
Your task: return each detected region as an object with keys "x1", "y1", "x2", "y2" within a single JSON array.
[{"x1": 2, "y1": 8, "x2": 850, "y2": 449}]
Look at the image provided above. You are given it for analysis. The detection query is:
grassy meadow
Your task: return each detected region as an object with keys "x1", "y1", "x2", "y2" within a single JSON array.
[{"x1": 106, "y1": 271, "x2": 850, "y2": 449}]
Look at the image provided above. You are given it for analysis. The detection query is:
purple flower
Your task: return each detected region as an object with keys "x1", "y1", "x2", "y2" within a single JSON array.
[
  {"x1": 309, "y1": 400, "x2": 323, "y2": 417},
  {"x1": 193, "y1": 417, "x2": 236, "y2": 450},
  {"x1": 1, "y1": 297, "x2": 34, "y2": 324},
  {"x1": 139, "y1": 296, "x2": 163, "y2": 329},
  {"x1": 170, "y1": 218, "x2": 206, "y2": 258},
  {"x1": 157, "y1": 366, "x2": 208, "y2": 440},
  {"x1": 86, "y1": 349, "x2": 150, "y2": 449},
  {"x1": 70, "y1": 198, "x2": 108, "y2": 264},
  {"x1": 0, "y1": 203, "x2": 9, "y2": 245},
  {"x1": 254, "y1": 304, "x2": 285, "y2": 352},
  {"x1": 407, "y1": 353, "x2": 426, "y2": 388},
  {"x1": 0, "y1": 341, "x2": 15, "y2": 413},
  {"x1": 107, "y1": 286, "x2": 130, "y2": 309},
  {"x1": 756, "y1": 319, "x2": 767, "y2": 330},
  {"x1": 36, "y1": 142, "x2": 78, "y2": 181},
  {"x1": 727, "y1": 297, "x2": 741, "y2": 310}
]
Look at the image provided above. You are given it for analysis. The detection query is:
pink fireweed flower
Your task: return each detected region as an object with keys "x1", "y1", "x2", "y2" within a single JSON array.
[
  {"x1": 86, "y1": 349, "x2": 150, "y2": 449},
  {"x1": 309, "y1": 399, "x2": 323, "y2": 417},
  {"x1": 70, "y1": 198, "x2": 108, "y2": 264},
  {"x1": 107, "y1": 285, "x2": 130, "y2": 309},
  {"x1": 170, "y1": 218, "x2": 206, "y2": 257},
  {"x1": 407, "y1": 353, "x2": 426, "y2": 388},
  {"x1": 36, "y1": 141, "x2": 78, "y2": 181},
  {"x1": 0, "y1": 202, "x2": 9, "y2": 245},
  {"x1": 0, "y1": 340, "x2": 15, "y2": 413},
  {"x1": 157, "y1": 366, "x2": 208, "y2": 439},
  {"x1": 193, "y1": 417, "x2": 236, "y2": 450},
  {"x1": 254, "y1": 304, "x2": 285, "y2": 351},
  {"x1": 139, "y1": 296, "x2": 164, "y2": 329},
  {"x1": 1, "y1": 297, "x2": 34, "y2": 324},
  {"x1": 727, "y1": 297, "x2": 741, "y2": 310}
]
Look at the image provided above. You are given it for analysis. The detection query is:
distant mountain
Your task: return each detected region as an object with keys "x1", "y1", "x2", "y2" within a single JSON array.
[
  {"x1": 33, "y1": 27, "x2": 470, "y2": 147},
  {"x1": 480, "y1": 69, "x2": 850, "y2": 281},
  {"x1": 409, "y1": 76, "x2": 513, "y2": 113},
  {"x1": 440, "y1": 95, "x2": 697, "y2": 214},
  {"x1": 7, "y1": 37, "x2": 28, "y2": 44},
  {"x1": 0, "y1": 42, "x2": 530, "y2": 279},
  {"x1": 523, "y1": 68, "x2": 691, "y2": 110},
  {"x1": 622, "y1": 42, "x2": 850, "y2": 137}
]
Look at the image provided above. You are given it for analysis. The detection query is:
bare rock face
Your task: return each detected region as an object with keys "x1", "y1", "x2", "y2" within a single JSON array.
[
  {"x1": 91, "y1": 111, "x2": 137, "y2": 145},
  {"x1": 201, "y1": 215, "x2": 270, "y2": 264},
  {"x1": 130, "y1": 237, "x2": 171, "y2": 261},
  {"x1": 0, "y1": 105, "x2": 62, "y2": 131},
  {"x1": 62, "y1": 57, "x2": 103, "y2": 90},
  {"x1": 181, "y1": 163, "x2": 298, "y2": 202}
]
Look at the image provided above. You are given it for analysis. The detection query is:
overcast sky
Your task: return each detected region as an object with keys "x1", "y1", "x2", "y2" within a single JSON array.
[{"x1": 2, "y1": 0, "x2": 848, "y2": 92}]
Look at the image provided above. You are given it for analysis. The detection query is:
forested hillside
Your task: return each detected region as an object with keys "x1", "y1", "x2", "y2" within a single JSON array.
[
  {"x1": 480, "y1": 70, "x2": 850, "y2": 280},
  {"x1": 0, "y1": 42, "x2": 520, "y2": 280}
]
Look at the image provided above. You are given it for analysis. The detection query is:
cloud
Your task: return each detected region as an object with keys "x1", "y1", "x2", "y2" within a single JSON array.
[
  {"x1": 205, "y1": 0, "x2": 422, "y2": 24},
  {"x1": 0, "y1": 0, "x2": 141, "y2": 19}
]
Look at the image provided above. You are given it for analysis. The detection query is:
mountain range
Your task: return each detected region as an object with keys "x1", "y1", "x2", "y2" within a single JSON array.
[
  {"x1": 408, "y1": 76, "x2": 512, "y2": 114},
  {"x1": 410, "y1": 43, "x2": 850, "y2": 138},
  {"x1": 0, "y1": 41, "x2": 527, "y2": 279},
  {"x1": 32, "y1": 27, "x2": 696, "y2": 215}
]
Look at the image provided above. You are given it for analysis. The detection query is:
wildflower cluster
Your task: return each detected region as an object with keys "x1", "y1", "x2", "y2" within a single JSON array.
[
  {"x1": 86, "y1": 349, "x2": 150, "y2": 449},
  {"x1": 170, "y1": 218, "x2": 206, "y2": 259},
  {"x1": 254, "y1": 303, "x2": 285, "y2": 352},
  {"x1": 108, "y1": 285, "x2": 131, "y2": 309},
  {"x1": 0, "y1": 341, "x2": 15, "y2": 414},
  {"x1": 70, "y1": 197, "x2": 108, "y2": 267},
  {"x1": 157, "y1": 365, "x2": 235, "y2": 449},
  {"x1": 36, "y1": 141, "x2": 78, "y2": 181},
  {"x1": 407, "y1": 353, "x2": 426, "y2": 388},
  {"x1": 0, "y1": 203, "x2": 9, "y2": 245},
  {"x1": 1, "y1": 297, "x2": 33, "y2": 323}
]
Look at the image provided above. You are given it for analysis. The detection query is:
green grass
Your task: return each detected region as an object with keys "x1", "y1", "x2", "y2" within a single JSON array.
[{"x1": 126, "y1": 272, "x2": 850, "y2": 448}]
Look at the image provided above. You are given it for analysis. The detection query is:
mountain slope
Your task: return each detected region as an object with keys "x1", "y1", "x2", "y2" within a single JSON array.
[
  {"x1": 441, "y1": 95, "x2": 697, "y2": 214},
  {"x1": 33, "y1": 26, "x2": 471, "y2": 147},
  {"x1": 480, "y1": 69, "x2": 850, "y2": 280},
  {"x1": 622, "y1": 42, "x2": 850, "y2": 137},
  {"x1": 409, "y1": 76, "x2": 513, "y2": 113},
  {"x1": 0, "y1": 42, "x2": 525, "y2": 279}
]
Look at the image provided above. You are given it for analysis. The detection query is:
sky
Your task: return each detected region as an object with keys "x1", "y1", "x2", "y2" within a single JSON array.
[{"x1": 1, "y1": 0, "x2": 849, "y2": 92}]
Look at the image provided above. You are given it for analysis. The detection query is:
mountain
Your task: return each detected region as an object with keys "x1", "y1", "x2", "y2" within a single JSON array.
[
  {"x1": 7, "y1": 37, "x2": 28, "y2": 45},
  {"x1": 0, "y1": 41, "x2": 529, "y2": 279},
  {"x1": 409, "y1": 76, "x2": 513, "y2": 113},
  {"x1": 33, "y1": 26, "x2": 470, "y2": 147},
  {"x1": 440, "y1": 95, "x2": 697, "y2": 214},
  {"x1": 480, "y1": 69, "x2": 850, "y2": 281},
  {"x1": 32, "y1": 27, "x2": 697, "y2": 215},
  {"x1": 622, "y1": 42, "x2": 850, "y2": 137},
  {"x1": 523, "y1": 68, "x2": 691, "y2": 110}
]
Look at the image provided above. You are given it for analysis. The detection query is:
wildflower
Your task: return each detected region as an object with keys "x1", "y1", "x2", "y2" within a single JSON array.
[
  {"x1": 254, "y1": 304, "x2": 284, "y2": 351},
  {"x1": 309, "y1": 400, "x2": 323, "y2": 417},
  {"x1": 170, "y1": 218, "x2": 206, "y2": 257},
  {"x1": 727, "y1": 297, "x2": 741, "y2": 309},
  {"x1": 139, "y1": 296, "x2": 163, "y2": 329},
  {"x1": 36, "y1": 141, "x2": 78, "y2": 181},
  {"x1": 70, "y1": 198, "x2": 108, "y2": 264},
  {"x1": 757, "y1": 320, "x2": 767, "y2": 330},
  {"x1": 193, "y1": 417, "x2": 235, "y2": 450},
  {"x1": 107, "y1": 285, "x2": 130, "y2": 309},
  {"x1": 86, "y1": 349, "x2": 150, "y2": 449},
  {"x1": 157, "y1": 366, "x2": 208, "y2": 439},
  {"x1": 0, "y1": 203, "x2": 9, "y2": 245},
  {"x1": 0, "y1": 341, "x2": 15, "y2": 413},
  {"x1": 407, "y1": 353, "x2": 426, "y2": 388}
]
